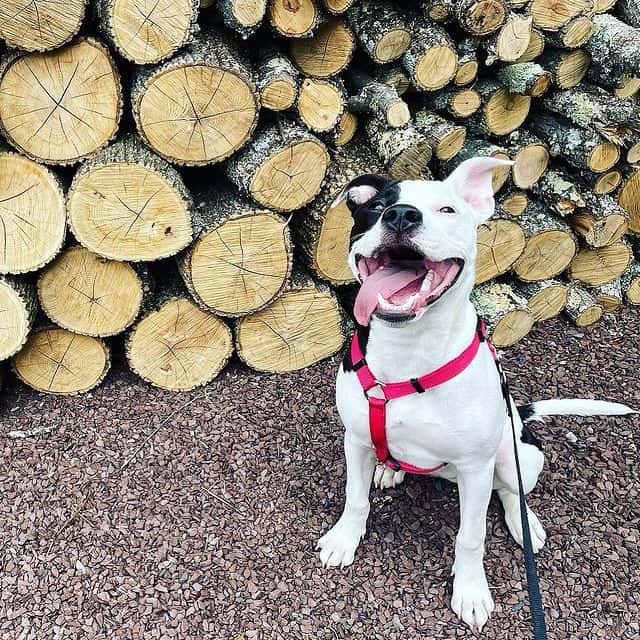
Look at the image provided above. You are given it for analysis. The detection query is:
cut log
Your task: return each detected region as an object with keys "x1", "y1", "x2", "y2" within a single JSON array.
[
  {"x1": 515, "y1": 28, "x2": 546, "y2": 62},
  {"x1": 498, "y1": 189, "x2": 530, "y2": 216},
  {"x1": 585, "y1": 14, "x2": 640, "y2": 79},
  {"x1": 372, "y1": 66, "x2": 411, "y2": 96},
  {"x1": 496, "y1": 62, "x2": 551, "y2": 96},
  {"x1": 347, "y1": 1, "x2": 411, "y2": 64},
  {"x1": 531, "y1": 168, "x2": 585, "y2": 216},
  {"x1": 613, "y1": 75, "x2": 640, "y2": 99},
  {"x1": 620, "y1": 261, "x2": 640, "y2": 304},
  {"x1": 527, "y1": 0, "x2": 594, "y2": 31},
  {"x1": 269, "y1": 0, "x2": 321, "y2": 37},
  {"x1": 467, "y1": 79, "x2": 531, "y2": 136},
  {"x1": 414, "y1": 110, "x2": 466, "y2": 161},
  {"x1": 538, "y1": 48, "x2": 591, "y2": 88},
  {"x1": 455, "y1": 38, "x2": 480, "y2": 85},
  {"x1": 564, "y1": 285, "x2": 604, "y2": 326},
  {"x1": 292, "y1": 138, "x2": 380, "y2": 285},
  {"x1": 67, "y1": 135, "x2": 193, "y2": 262},
  {"x1": 218, "y1": 0, "x2": 267, "y2": 38},
  {"x1": 324, "y1": 0, "x2": 357, "y2": 14},
  {"x1": 0, "y1": 39, "x2": 122, "y2": 165},
  {"x1": 177, "y1": 189, "x2": 292, "y2": 317},
  {"x1": 570, "y1": 167, "x2": 622, "y2": 194},
  {"x1": 96, "y1": 0, "x2": 198, "y2": 63},
  {"x1": 471, "y1": 282, "x2": 534, "y2": 347},
  {"x1": 235, "y1": 274, "x2": 348, "y2": 373},
  {"x1": 297, "y1": 77, "x2": 347, "y2": 133},
  {"x1": 545, "y1": 15, "x2": 594, "y2": 48},
  {"x1": 365, "y1": 118, "x2": 432, "y2": 179},
  {"x1": 126, "y1": 278, "x2": 233, "y2": 391},
  {"x1": 567, "y1": 192, "x2": 629, "y2": 247},
  {"x1": 225, "y1": 120, "x2": 329, "y2": 212},
  {"x1": 502, "y1": 130, "x2": 549, "y2": 189},
  {"x1": 401, "y1": 19, "x2": 458, "y2": 91},
  {"x1": 594, "y1": 0, "x2": 617, "y2": 11},
  {"x1": 423, "y1": 86, "x2": 482, "y2": 118},
  {"x1": 513, "y1": 203, "x2": 578, "y2": 281},
  {"x1": 483, "y1": 13, "x2": 533, "y2": 65},
  {"x1": 589, "y1": 279, "x2": 623, "y2": 311},
  {"x1": 346, "y1": 71, "x2": 410, "y2": 127},
  {"x1": 617, "y1": 166, "x2": 640, "y2": 232},
  {"x1": 527, "y1": 113, "x2": 620, "y2": 173},
  {"x1": 475, "y1": 218, "x2": 526, "y2": 283},
  {"x1": 12, "y1": 326, "x2": 110, "y2": 395},
  {"x1": 37, "y1": 246, "x2": 151, "y2": 337},
  {"x1": 256, "y1": 49, "x2": 299, "y2": 111},
  {"x1": 568, "y1": 241, "x2": 633, "y2": 286},
  {"x1": 456, "y1": 0, "x2": 508, "y2": 35},
  {"x1": 0, "y1": 0, "x2": 86, "y2": 52},
  {"x1": 422, "y1": 0, "x2": 456, "y2": 22},
  {"x1": 0, "y1": 275, "x2": 37, "y2": 360},
  {"x1": 131, "y1": 30, "x2": 259, "y2": 166},
  {"x1": 290, "y1": 19, "x2": 355, "y2": 77},
  {"x1": 324, "y1": 111, "x2": 359, "y2": 147},
  {"x1": 0, "y1": 150, "x2": 66, "y2": 274},
  {"x1": 512, "y1": 280, "x2": 569, "y2": 321}
]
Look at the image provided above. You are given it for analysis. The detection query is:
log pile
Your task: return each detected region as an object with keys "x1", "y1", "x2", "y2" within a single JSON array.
[{"x1": 2, "y1": 0, "x2": 640, "y2": 393}]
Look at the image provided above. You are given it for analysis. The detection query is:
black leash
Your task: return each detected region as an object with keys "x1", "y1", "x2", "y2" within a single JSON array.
[{"x1": 496, "y1": 358, "x2": 549, "y2": 640}]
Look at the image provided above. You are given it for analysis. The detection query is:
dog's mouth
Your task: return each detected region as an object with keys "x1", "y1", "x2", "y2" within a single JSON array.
[{"x1": 354, "y1": 246, "x2": 464, "y2": 325}]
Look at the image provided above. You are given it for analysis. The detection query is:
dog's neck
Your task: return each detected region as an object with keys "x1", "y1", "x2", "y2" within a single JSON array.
[{"x1": 364, "y1": 294, "x2": 478, "y2": 382}]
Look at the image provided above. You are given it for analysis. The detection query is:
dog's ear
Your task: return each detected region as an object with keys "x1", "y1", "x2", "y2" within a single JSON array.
[
  {"x1": 445, "y1": 157, "x2": 514, "y2": 224},
  {"x1": 332, "y1": 174, "x2": 390, "y2": 214}
]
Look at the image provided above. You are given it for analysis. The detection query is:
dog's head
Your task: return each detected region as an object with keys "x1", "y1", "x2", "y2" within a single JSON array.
[{"x1": 334, "y1": 157, "x2": 512, "y2": 326}]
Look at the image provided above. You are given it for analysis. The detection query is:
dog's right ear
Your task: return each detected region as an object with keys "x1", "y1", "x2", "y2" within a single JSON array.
[{"x1": 331, "y1": 174, "x2": 389, "y2": 214}]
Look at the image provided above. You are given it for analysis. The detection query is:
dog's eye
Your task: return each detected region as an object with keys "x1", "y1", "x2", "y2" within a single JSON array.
[{"x1": 439, "y1": 206, "x2": 457, "y2": 215}]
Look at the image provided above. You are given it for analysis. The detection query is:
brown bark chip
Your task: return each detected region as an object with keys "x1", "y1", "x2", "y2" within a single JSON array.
[{"x1": 1, "y1": 312, "x2": 639, "y2": 639}]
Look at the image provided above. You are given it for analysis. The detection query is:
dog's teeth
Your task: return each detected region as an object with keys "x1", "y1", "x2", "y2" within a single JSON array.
[{"x1": 420, "y1": 271, "x2": 434, "y2": 292}]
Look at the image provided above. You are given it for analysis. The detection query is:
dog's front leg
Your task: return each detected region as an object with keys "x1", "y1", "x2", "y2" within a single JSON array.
[
  {"x1": 317, "y1": 435, "x2": 376, "y2": 568},
  {"x1": 451, "y1": 461, "x2": 495, "y2": 632}
]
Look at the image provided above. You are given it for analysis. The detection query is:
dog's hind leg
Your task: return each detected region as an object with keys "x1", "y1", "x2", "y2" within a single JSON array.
[
  {"x1": 373, "y1": 465, "x2": 405, "y2": 490},
  {"x1": 496, "y1": 488, "x2": 547, "y2": 553},
  {"x1": 317, "y1": 435, "x2": 376, "y2": 568}
]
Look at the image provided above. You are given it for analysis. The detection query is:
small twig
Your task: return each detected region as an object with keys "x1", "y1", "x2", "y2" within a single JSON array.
[
  {"x1": 7, "y1": 424, "x2": 58, "y2": 439},
  {"x1": 200, "y1": 485, "x2": 242, "y2": 514},
  {"x1": 47, "y1": 485, "x2": 94, "y2": 554}
]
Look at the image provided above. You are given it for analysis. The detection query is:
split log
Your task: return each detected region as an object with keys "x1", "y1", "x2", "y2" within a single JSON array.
[
  {"x1": 568, "y1": 241, "x2": 633, "y2": 286},
  {"x1": 365, "y1": 119, "x2": 433, "y2": 179},
  {"x1": 527, "y1": 113, "x2": 620, "y2": 173},
  {"x1": 292, "y1": 138, "x2": 380, "y2": 285},
  {"x1": 512, "y1": 203, "x2": 578, "y2": 281},
  {"x1": 456, "y1": 0, "x2": 508, "y2": 35},
  {"x1": 617, "y1": 166, "x2": 640, "y2": 232},
  {"x1": 567, "y1": 193, "x2": 629, "y2": 247},
  {"x1": 96, "y1": 0, "x2": 198, "y2": 63},
  {"x1": 515, "y1": 28, "x2": 546, "y2": 62},
  {"x1": 346, "y1": 71, "x2": 410, "y2": 127},
  {"x1": 0, "y1": 275, "x2": 37, "y2": 360},
  {"x1": 527, "y1": 0, "x2": 594, "y2": 31},
  {"x1": 455, "y1": 39, "x2": 480, "y2": 85},
  {"x1": 538, "y1": 48, "x2": 591, "y2": 88},
  {"x1": 225, "y1": 120, "x2": 329, "y2": 212},
  {"x1": 324, "y1": 0, "x2": 358, "y2": 14},
  {"x1": 471, "y1": 282, "x2": 534, "y2": 347},
  {"x1": 585, "y1": 14, "x2": 640, "y2": 79},
  {"x1": 531, "y1": 168, "x2": 585, "y2": 216},
  {"x1": 12, "y1": 325, "x2": 111, "y2": 395},
  {"x1": 37, "y1": 246, "x2": 152, "y2": 337},
  {"x1": 564, "y1": 285, "x2": 604, "y2": 326},
  {"x1": 570, "y1": 167, "x2": 622, "y2": 194},
  {"x1": 256, "y1": 49, "x2": 300, "y2": 111},
  {"x1": 483, "y1": 13, "x2": 533, "y2": 64},
  {"x1": 401, "y1": 19, "x2": 458, "y2": 91},
  {"x1": 269, "y1": 0, "x2": 322, "y2": 37},
  {"x1": 131, "y1": 30, "x2": 259, "y2": 166},
  {"x1": 177, "y1": 190, "x2": 292, "y2": 317},
  {"x1": 588, "y1": 279, "x2": 623, "y2": 311},
  {"x1": 512, "y1": 280, "x2": 569, "y2": 321},
  {"x1": 67, "y1": 135, "x2": 193, "y2": 262},
  {"x1": 544, "y1": 15, "x2": 594, "y2": 48},
  {"x1": 218, "y1": 0, "x2": 267, "y2": 38},
  {"x1": 498, "y1": 189, "x2": 529, "y2": 216},
  {"x1": 502, "y1": 130, "x2": 549, "y2": 189},
  {"x1": 467, "y1": 79, "x2": 531, "y2": 136},
  {"x1": 126, "y1": 278, "x2": 233, "y2": 391},
  {"x1": 423, "y1": 86, "x2": 482, "y2": 118},
  {"x1": 0, "y1": 150, "x2": 66, "y2": 274},
  {"x1": 290, "y1": 19, "x2": 356, "y2": 77},
  {"x1": 346, "y1": 1, "x2": 412, "y2": 64},
  {"x1": 0, "y1": 38, "x2": 122, "y2": 165},
  {"x1": 496, "y1": 62, "x2": 552, "y2": 97},
  {"x1": 297, "y1": 77, "x2": 347, "y2": 133},
  {"x1": 0, "y1": 0, "x2": 86, "y2": 52},
  {"x1": 414, "y1": 110, "x2": 466, "y2": 161},
  {"x1": 475, "y1": 219, "x2": 526, "y2": 284},
  {"x1": 235, "y1": 274, "x2": 349, "y2": 373},
  {"x1": 620, "y1": 261, "x2": 640, "y2": 304}
]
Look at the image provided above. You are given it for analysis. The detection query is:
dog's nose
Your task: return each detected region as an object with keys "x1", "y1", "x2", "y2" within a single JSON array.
[{"x1": 382, "y1": 205, "x2": 422, "y2": 233}]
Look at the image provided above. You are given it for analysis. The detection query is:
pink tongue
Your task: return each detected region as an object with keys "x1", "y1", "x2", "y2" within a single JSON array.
[{"x1": 354, "y1": 265, "x2": 426, "y2": 325}]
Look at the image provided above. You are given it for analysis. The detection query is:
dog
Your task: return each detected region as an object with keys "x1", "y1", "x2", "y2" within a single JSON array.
[{"x1": 316, "y1": 157, "x2": 635, "y2": 632}]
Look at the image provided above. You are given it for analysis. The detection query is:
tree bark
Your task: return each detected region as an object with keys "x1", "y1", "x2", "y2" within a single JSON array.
[
  {"x1": 588, "y1": 279, "x2": 623, "y2": 311},
  {"x1": 346, "y1": 70, "x2": 410, "y2": 127},
  {"x1": 497, "y1": 62, "x2": 551, "y2": 96},
  {"x1": 531, "y1": 168, "x2": 586, "y2": 216},
  {"x1": 585, "y1": 14, "x2": 640, "y2": 79},
  {"x1": 256, "y1": 48, "x2": 299, "y2": 112},
  {"x1": 414, "y1": 110, "x2": 467, "y2": 160},
  {"x1": 538, "y1": 48, "x2": 591, "y2": 88},
  {"x1": 620, "y1": 260, "x2": 640, "y2": 304},
  {"x1": 563, "y1": 285, "x2": 604, "y2": 326},
  {"x1": 456, "y1": 0, "x2": 508, "y2": 35},
  {"x1": 512, "y1": 280, "x2": 569, "y2": 321}
]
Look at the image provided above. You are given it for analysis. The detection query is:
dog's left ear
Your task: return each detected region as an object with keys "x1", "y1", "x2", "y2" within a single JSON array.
[
  {"x1": 332, "y1": 174, "x2": 390, "y2": 214},
  {"x1": 445, "y1": 157, "x2": 514, "y2": 224}
]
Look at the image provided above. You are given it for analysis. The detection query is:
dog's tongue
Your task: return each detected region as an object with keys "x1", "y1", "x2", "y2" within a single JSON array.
[{"x1": 354, "y1": 264, "x2": 426, "y2": 325}]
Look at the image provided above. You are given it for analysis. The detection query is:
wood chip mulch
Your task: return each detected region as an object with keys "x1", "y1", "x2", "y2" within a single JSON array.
[{"x1": 1, "y1": 310, "x2": 639, "y2": 640}]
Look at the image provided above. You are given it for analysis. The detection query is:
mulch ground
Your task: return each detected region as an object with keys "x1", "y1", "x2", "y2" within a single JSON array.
[{"x1": 1, "y1": 309, "x2": 639, "y2": 640}]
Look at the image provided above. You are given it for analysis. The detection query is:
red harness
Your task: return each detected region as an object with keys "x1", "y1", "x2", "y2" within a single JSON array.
[{"x1": 350, "y1": 318, "x2": 497, "y2": 475}]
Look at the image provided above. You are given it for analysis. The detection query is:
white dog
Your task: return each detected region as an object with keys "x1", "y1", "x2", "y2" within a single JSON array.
[{"x1": 317, "y1": 157, "x2": 635, "y2": 632}]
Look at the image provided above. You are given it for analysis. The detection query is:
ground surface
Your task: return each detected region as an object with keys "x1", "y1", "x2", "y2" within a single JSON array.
[{"x1": 1, "y1": 310, "x2": 639, "y2": 640}]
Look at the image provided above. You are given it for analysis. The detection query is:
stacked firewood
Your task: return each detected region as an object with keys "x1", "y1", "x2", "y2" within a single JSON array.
[{"x1": 1, "y1": 0, "x2": 640, "y2": 395}]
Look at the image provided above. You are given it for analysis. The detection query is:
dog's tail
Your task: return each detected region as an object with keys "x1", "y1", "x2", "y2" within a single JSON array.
[{"x1": 518, "y1": 399, "x2": 637, "y2": 423}]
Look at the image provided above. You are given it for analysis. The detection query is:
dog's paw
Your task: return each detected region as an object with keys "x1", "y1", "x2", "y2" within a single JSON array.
[
  {"x1": 373, "y1": 465, "x2": 405, "y2": 490},
  {"x1": 317, "y1": 518, "x2": 365, "y2": 568},
  {"x1": 504, "y1": 501, "x2": 547, "y2": 553},
  {"x1": 451, "y1": 573, "x2": 494, "y2": 633}
]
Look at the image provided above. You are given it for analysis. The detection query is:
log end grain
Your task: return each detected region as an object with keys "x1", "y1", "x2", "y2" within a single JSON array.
[
  {"x1": 485, "y1": 88, "x2": 531, "y2": 136},
  {"x1": 269, "y1": 0, "x2": 319, "y2": 37},
  {"x1": 475, "y1": 219, "x2": 526, "y2": 284},
  {"x1": 513, "y1": 143, "x2": 549, "y2": 189},
  {"x1": 514, "y1": 231, "x2": 577, "y2": 282},
  {"x1": 0, "y1": 277, "x2": 35, "y2": 360},
  {"x1": 290, "y1": 19, "x2": 355, "y2": 77},
  {"x1": 298, "y1": 78, "x2": 345, "y2": 133}
]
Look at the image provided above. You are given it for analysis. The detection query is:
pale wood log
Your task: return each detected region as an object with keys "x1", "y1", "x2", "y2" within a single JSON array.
[
  {"x1": 218, "y1": 0, "x2": 267, "y2": 38},
  {"x1": 588, "y1": 279, "x2": 623, "y2": 311},
  {"x1": 414, "y1": 110, "x2": 466, "y2": 160},
  {"x1": 527, "y1": 0, "x2": 594, "y2": 31},
  {"x1": 515, "y1": 28, "x2": 546, "y2": 62},
  {"x1": 594, "y1": 0, "x2": 617, "y2": 10},
  {"x1": 512, "y1": 280, "x2": 569, "y2": 321},
  {"x1": 569, "y1": 241, "x2": 633, "y2": 286},
  {"x1": 502, "y1": 130, "x2": 549, "y2": 189},
  {"x1": 0, "y1": 274, "x2": 37, "y2": 360},
  {"x1": 538, "y1": 48, "x2": 591, "y2": 88},
  {"x1": 455, "y1": 38, "x2": 480, "y2": 85},
  {"x1": 269, "y1": 0, "x2": 322, "y2": 37},
  {"x1": 256, "y1": 48, "x2": 299, "y2": 112},
  {"x1": 423, "y1": 86, "x2": 482, "y2": 118},
  {"x1": 620, "y1": 260, "x2": 640, "y2": 304},
  {"x1": 346, "y1": 71, "x2": 410, "y2": 127},
  {"x1": 483, "y1": 13, "x2": 533, "y2": 65},
  {"x1": 567, "y1": 192, "x2": 629, "y2": 248},
  {"x1": 544, "y1": 15, "x2": 594, "y2": 48},
  {"x1": 498, "y1": 189, "x2": 530, "y2": 216},
  {"x1": 563, "y1": 285, "x2": 603, "y2": 326},
  {"x1": 297, "y1": 77, "x2": 347, "y2": 133},
  {"x1": 323, "y1": 111, "x2": 359, "y2": 147},
  {"x1": 569, "y1": 167, "x2": 622, "y2": 195},
  {"x1": 475, "y1": 218, "x2": 526, "y2": 284},
  {"x1": 324, "y1": 0, "x2": 358, "y2": 14},
  {"x1": 497, "y1": 62, "x2": 551, "y2": 96},
  {"x1": 531, "y1": 168, "x2": 585, "y2": 216},
  {"x1": 456, "y1": 0, "x2": 508, "y2": 35},
  {"x1": 466, "y1": 79, "x2": 531, "y2": 136},
  {"x1": 422, "y1": 0, "x2": 456, "y2": 23},
  {"x1": 0, "y1": 39, "x2": 122, "y2": 165}
]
